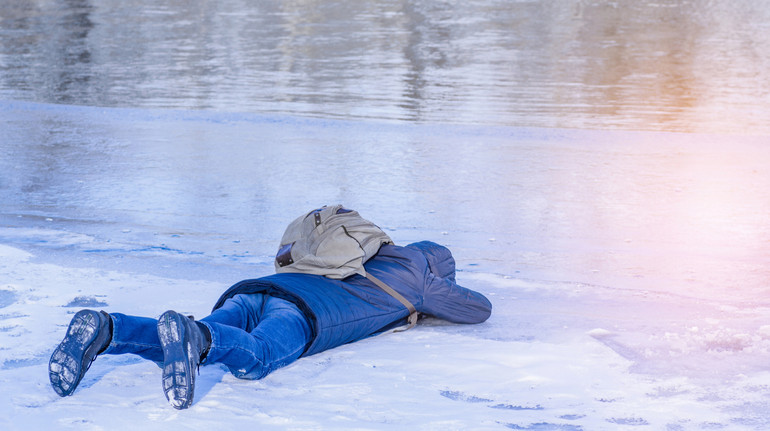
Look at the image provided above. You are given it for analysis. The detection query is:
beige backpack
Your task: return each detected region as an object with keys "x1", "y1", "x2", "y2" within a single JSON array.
[{"x1": 275, "y1": 205, "x2": 417, "y2": 330}]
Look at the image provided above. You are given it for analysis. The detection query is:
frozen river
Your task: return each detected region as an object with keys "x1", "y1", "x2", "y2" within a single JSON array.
[
  {"x1": 2, "y1": 1, "x2": 770, "y2": 429},
  {"x1": 3, "y1": 101, "x2": 769, "y2": 303}
]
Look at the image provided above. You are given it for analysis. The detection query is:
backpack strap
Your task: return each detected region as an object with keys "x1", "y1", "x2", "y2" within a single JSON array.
[{"x1": 365, "y1": 272, "x2": 418, "y2": 331}]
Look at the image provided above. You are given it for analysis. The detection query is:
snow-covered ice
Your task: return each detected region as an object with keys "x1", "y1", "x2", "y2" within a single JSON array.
[{"x1": 2, "y1": 238, "x2": 770, "y2": 430}]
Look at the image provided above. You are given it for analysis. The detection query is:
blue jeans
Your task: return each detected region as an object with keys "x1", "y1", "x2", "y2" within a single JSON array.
[{"x1": 104, "y1": 294, "x2": 312, "y2": 380}]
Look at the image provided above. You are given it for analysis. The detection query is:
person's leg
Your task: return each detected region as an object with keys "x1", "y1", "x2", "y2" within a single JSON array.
[
  {"x1": 49, "y1": 310, "x2": 169, "y2": 397},
  {"x1": 200, "y1": 294, "x2": 312, "y2": 380},
  {"x1": 104, "y1": 312, "x2": 165, "y2": 362},
  {"x1": 200, "y1": 293, "x2": 264, "y2": 333}
]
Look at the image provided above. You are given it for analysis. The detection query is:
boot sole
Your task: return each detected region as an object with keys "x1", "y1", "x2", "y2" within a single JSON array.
[
  {"x1": 158, "y1": 311, "x2": 196, "y2": 409},
  {"x1": 49, "y1": 310, "x2": 105, "y2": 397}
]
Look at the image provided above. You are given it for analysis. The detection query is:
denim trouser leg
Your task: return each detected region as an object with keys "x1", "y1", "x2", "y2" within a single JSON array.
[
  {"x1": 200, "y1": 294, "x2": 312, "y2": 380},
  {"x1": 103, "y1": 313, "x2": 164, "y2": 363},
  {"x1": 102, "y1": 294, "x2": 312, "y2": 380}
]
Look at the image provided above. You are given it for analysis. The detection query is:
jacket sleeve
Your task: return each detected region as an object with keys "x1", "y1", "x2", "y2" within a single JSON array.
[
  {"x1": 407, "y1": 240, "x2": 456, "y2": 282},
  {"x1": 421, "y1": 273, "x2": 492, "y2": 324}
]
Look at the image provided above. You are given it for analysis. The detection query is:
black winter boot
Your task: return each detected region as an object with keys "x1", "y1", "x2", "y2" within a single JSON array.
[
  {"x1": 49, "y1": 309, "x2": 112, "y2": 397},
  {"x1": 157, "y1": 310, "x2": 210, "y2": 409}
]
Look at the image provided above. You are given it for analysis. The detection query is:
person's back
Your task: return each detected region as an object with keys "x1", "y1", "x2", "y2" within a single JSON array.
[{"x1": 213, "y1": 241, "x2": 492, "y2": 356}]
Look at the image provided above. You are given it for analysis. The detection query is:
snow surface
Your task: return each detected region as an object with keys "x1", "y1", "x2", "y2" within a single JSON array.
[{"x1": 2, "y1": 101, "x2": 770, "y2": 430}]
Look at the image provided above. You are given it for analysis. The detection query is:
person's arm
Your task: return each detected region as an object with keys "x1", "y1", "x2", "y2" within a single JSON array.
[{"x1": 421, "y1": 274, "x2": 492, "y2": 324}]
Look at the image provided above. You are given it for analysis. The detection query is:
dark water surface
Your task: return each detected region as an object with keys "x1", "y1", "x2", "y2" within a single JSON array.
[{"x1": 1, "y1": 0, "x2": 769, "y2": 134}]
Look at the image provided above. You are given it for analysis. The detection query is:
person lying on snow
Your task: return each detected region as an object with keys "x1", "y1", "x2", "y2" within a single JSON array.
[{"x1": 49, "y1": 207, "x2": 492, "y2": 410}]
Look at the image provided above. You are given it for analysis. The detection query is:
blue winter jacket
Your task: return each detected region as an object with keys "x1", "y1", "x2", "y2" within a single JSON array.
[{"x1": 212, "y1": 241, "x2": 492, "y2": 357}]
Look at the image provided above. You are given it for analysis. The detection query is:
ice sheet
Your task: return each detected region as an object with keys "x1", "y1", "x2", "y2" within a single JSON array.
[{"x1": 2, "y1": 101, "x2": 770, "y2": 429}]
